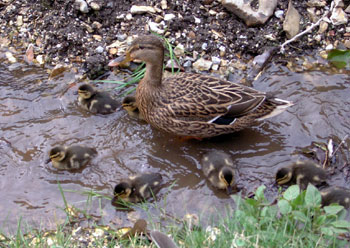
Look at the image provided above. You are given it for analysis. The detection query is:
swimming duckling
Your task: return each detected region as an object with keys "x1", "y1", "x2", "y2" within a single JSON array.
[
  {"x1": 275, "y1": 160, "x2": 327, "y2": 190},
  {"x1": 78, "y1": 84, "x2": 118, "y2": 114},
  {"x1": 321, "y1": 186, "x2": 350, "y2": 208},
  {"x1": 113, "y1": 173, "x2": 163, "y2": 203},
  {"x1": 122, "y1": 95, "x2": 144, "y2": 120},
  {"x1": 48, "y1": 145, "x2": 97, "y2": 170},
  {"x1": 201, "y1": 151, "x2": 235, "y2": 194}
]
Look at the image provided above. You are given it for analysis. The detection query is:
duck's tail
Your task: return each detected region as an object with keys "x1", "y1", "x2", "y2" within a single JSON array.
[{"x1": 257, "y1": 98, "x2": 293, "y2": 121}]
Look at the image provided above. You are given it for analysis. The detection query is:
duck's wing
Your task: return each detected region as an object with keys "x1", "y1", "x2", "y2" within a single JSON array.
[{"x1": 161, "y1": 73, "x2": 266, "y2": 122}]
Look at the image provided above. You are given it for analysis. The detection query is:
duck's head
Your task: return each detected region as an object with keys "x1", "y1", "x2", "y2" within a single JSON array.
[
  {"x1": 114, "y1": 182, "x2": 133, "y2": 199},
  {"x1": 276, "y1": 167, "x2": 293, "y2": 185},
  {"x1": 122, "y1": 96, "x2": 138, "y2": 112},
  {"x1": 49, "y1": 146, "x2": 66, "y2": 162},
  {"x1": 219, "y1": 167, "x2": 235, "y2": 194},
  {"x1": 78, "y1": 84, "x2": 95, "y2": 100},
  {"x1": 119, "y1": 35, "x2": 165, "y2": 65}
]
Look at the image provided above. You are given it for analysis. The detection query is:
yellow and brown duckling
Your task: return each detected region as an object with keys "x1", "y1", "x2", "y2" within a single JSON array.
[
  {"x1": 122, "y1": 95, "x2": 144, "y2": 120},
  {"x1": 275, "y1": 160, "x2": 327, "y2": 190},
  {"x1": 201, "y1": 151, "x2": 236, "y2": 194},
  {"x1": 321, "y1": 186, "x2": 350, "y2": 208},
  {"x1": 48, "y1": 145, "x2": 97, "y2": 170},
  {"x1": 111, "y1": 35, "x2": 293, "y2": 138},
  {"x1": 78, "y1": 84, "x2": 118, "y2": 115},
  {"x1": 113, "y1": 173, "x2": 162, "y2": 203}
]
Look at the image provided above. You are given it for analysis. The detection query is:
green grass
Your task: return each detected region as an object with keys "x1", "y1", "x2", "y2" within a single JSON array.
[{"x1": 1, "y1": 184, "x2": 349, "y2": 247}]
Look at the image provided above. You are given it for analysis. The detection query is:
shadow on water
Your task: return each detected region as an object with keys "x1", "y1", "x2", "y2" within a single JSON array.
[{"x1": 0, "y1": 49, "x2": 350, "y2": 233}]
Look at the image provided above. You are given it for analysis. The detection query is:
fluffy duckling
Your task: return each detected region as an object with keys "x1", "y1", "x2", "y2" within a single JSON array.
[
  {"x1": 78, "y1": 84, "x2": 118, "y2": 114},
  {"x1": 275, "y1": 160, "x2": 327, "y2": 190},
  {"x1": 201, "y1": 151, "x2": 235, "y2": 194},
  {"x1": 113, "y1": 173, "x2": 162, "y2": 203},
  {"x1": 122, "y1": 95, "x2": 144, "y2": 120},
  {"x1": 321, "y1": 186, "x2": 350, "y2": 208},
  {"x1": 48, "y1": 145, "x2": 97, "y2": 170}
]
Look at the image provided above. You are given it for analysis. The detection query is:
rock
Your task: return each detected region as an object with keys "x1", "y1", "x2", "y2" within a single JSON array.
[
  {"x1": 92, "y1": 21, "x2": 102, "y2": 29},
  {"x1": 93, "y1": 35, "x2": 102, "y2": 41},
  {"x1": 314, "y1": 34, "x2": 322, "y2": 42},
  {"x1": 307, "y1": 7, "x2": 317, "y2": 23},
  {"x1": 344, "y1": 39, "x2": 350, "y2": 48},
  {"x1": 193, "y1": 58, "x2": 212, "y2": 71},
  {"x1": 211, "y1": 56, "x2": 221, "y2": 65},
  {"x1": 36, "y1": 55, "x2": 45, "y2": 65},
  {"x1": 16, "y1": 15, "x2": 23, "y2": 26},
  {"x1": 209, "y1": 10, "x2": 217, "y2": 15},
  {"x1": 174, "y1": 43, "x2": 185, "y2": 56},
  {"x1": 5, "y1": 51, "x2": 17, "y2": 63},
  {"x1": 318, "y1": 21, "x2": 328, "y2": 33},
  {"x1": 326, "y1": 44, "x2": 334, "y2": 50},
  {"x1": 274, "y1": 10, "x2": 284, "y2": 19},
  {"x1": 330, "y1": 8, "x2": 348, "y2": 25},
  {"x1": 345, "y1": 5, "x2": 350, "y2": 14},
  {"x1": 212, "y1": 64, "x2": 219, "y2": 70},
  {"x1": 148, "y1": 21, "x2": 164, "y2": 34},
  {"x1": 183, "y1": 60, "x2": 192, "y2": 68},
  {"x1": 95, "y1": 46, "x2": 104, "y2": 53},
  {"x1": 164, "y1": 13, "x2": 176, "y2": 21},
  {"x1": 126, "y1": 13, "x2": 132, "y2": 21},
  {"x1": 221, "y1": 0, "x2": 278, "y2": 26},
  {"x1": 283, "y1": 0, "x2": 300, "y2": 39},
  {"x1": 161, "y1": 0, "x2": 167, "y2": 10},
  {"x1": 319, "y1": 50, "x2": 328, "y2": 59},
  {"x1": 130, "y1": 5, "x2": 156, "y2": 14},
  {"x1": 194, "y1": 17, "x2": 201, "y2": 24},
  {"x1": 307, "y1": 0, "x2": 326, "y2": 7},
  {"x1": 87, "y1": 0, "x2": 101, "y2": 10},
  {"x1": 75, "y1": 0, "x2": 89, "y2": 13},
  {"x1": 201, "y1": 43, "x2": 208, "y2": 50},
  {"x1": 219, "y1": 46, "x2": 226, "y2": 57},
  {"x1": 335, "y1": 0, "x2": 344, "y2": 8}
]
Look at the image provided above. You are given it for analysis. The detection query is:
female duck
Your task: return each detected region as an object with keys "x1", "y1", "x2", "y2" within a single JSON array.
[
  {"x1": 48, "y1": 145, "x2": 97, "y2": 170},
  {"x1": 78, "y1": 84, "x2": 118, "y2": 115},
  {"x1": 113, "y1": 35, "x2": 293, "y2": 138},
  {"x1": 113, "y1": 173, "x2": 162, "y2": 203},
  {"x1": 202, "y1": 151, "x2": 235, "y2": 194}
]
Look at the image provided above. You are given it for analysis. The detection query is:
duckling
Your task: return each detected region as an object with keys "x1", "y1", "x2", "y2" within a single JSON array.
[
  {"x1": 201, "y1": 151, "x2": 235, "y2": 194},
  {"x1": 48, "y1": 145, "x2": 97, "y2": 170},
  {"x1": 122, "y1": 95, "x2": 144, "y2": 120},
  {"x1": 321, "y1": 186, "x2": 350, "y2": 208},
  {"x1": 113, "y1": 173, "x2": 162, "y2": 203},
  {"x1": 77, "y1": 84, "x2": 118, "y2": 114},
  {"x1": 275, "y1": 160, "x2": 327, "y2": 190}
]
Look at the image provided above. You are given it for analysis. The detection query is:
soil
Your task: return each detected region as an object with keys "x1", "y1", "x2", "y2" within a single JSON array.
[{"x1": 0, "y1": 0, "x2": 344, "y2": 79}]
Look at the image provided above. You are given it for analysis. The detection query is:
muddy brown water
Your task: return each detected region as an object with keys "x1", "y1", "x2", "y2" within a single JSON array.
[{"x1": 1, "y1": 50, "x2": 350, "y2": 234}]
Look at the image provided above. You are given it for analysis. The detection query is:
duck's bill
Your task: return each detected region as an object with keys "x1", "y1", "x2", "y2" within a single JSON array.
[
  {"x1": 226, "y1": 186, "x2": 233, "y2": 195},
  {"x1": 108, "y1": 52, "x2": 132, "y2": 67},
  {"x1": 45, "y1": 158, "x2": 51, "y2": 164}
]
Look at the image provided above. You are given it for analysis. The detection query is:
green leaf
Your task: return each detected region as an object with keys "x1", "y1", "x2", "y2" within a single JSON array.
[
  {"x1": 283, "y1": 185, "x2": 300, "y2": 201},
  {"x1": 327, "y1": 49, "x2": 350, "y2": 69},
  {"x1": 331, "y1": 220, "x2": 350, "y2": 229},
  {"x1": 315, "y1": 215, "x2": 326, "y2": 226},
  {"x1": 254, "y1": 185, "x2": 266, "y2": 200},
  {"x1": 321, "y1": 227, "x2": 333, "y2": 236},
  {"x1": 234, "y1": 238, "x2": 246, "y2": 247},
  {"x1": 324, "y1": 205, "x2": 344, "y2": 215},
  {"x1": 330, "y1": 227, "x2": 348, "y2": 234},
  {"x1": 245, "y1": 198, "x2": 258, "y2": 207},
  {"x1": 292, "y1": 210, "x2": 308, "y2": 223},
  {"x1": 278, "y1": 199, "x2": 292, "y2": 215},
  {"x1": 305, "y1": 184, "x2": 321, "y2": 206}
]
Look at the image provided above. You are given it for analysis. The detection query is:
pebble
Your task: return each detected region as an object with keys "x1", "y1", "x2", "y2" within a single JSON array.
[
  {"x1": 274, "y1": 10, "x2": 284, "y2": 19},
  {"x1": 92, "y1": 35, "x2": 102, "y2": 41},
  {"x1": 148, "y1": 21, "x2": 164, "y2": 34},
  {"x1": 211, "y1": 56, "x2": 221, "y2": 65},
  {"x1": 164, "y1": 13, "x2": 176, "y2": 21},
  {"x1": 75, "y1": 0, "x2": 89, "y2": 13},
  {"x1": 88, "y1": 1, "x2": 100, "y2": 10},
  {"x1": 344, "y1": 40, "x2": 350, "y2": 48},
  {"x1": 193, "y1": 58, "x2": 212, "y2": 71},
  {"x1": 95, "y1": 46, "x2": 104, "y2": 53},
  {"x1": 36, "y1": 54, "x2": 45, "y2": 64},
  {"x1": 212, "y1": 64, "x2": 219, "y2": 70},
  {"x1": 16, "y1": 15, "x2": 23, "y2": 26},
  {"x1": 183, "y1": 60, "x2": 192, "y2": 68},
  {"x1": 307, "y1": 0, "x2": 326, "y2": 7},
  {"x1": 201, "y1": 43, "x2": 208, "y2": 50},
  {"x1": 161, "y1": 0, "x2": 167, "y2": 9},
  {"x1": 130, "y1": 5, "x2": 156, "y2": 14},
  {"x1": 194, "y1": 17, "x2": 201, "y2": 24},
  {"x1": 5, "y1": 51, "x2": 17, "y2": 63},
  {"x1": 126, "y1": 13, "x2": 132, "y2": 21},
  {"x1": 331, "y1": 7, "x2": 348, "y2": 25},
  {"x1": 174, "y1": 43, "x2": 185, "y2": 56},
  {"x1": 318, "y1": 21, "x2": 328, "y2": 33},
  {"x1": 325, "y1": 44, "x2": 334, "y2": 50}
]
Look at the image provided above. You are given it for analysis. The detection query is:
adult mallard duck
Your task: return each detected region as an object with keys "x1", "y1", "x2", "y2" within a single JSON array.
[
  {"x1": 275, "y1": 160, "x2": 328, "y2": 190},
  {"x1": 78, "y1": 84, "x2": 119, "y2": 115},
  {"x1": 201, "y1": 150, "x2": 236, "y2": 194},
  {"x1": 47, "y1": 145, "x2": 97, "y2": 170},
  {"x1": 112, "y1": 35, "x2": 293, "y2": 138}
]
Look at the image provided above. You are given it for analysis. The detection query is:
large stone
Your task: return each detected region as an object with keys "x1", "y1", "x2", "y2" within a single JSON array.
[
  {"x1": 221, "y1": 0, "x2": 278, "y2": 26},
  {"x1": 283, "y1": 0, "x2": 301, "y2": 39},
  {"x1": 193, "y1": 58, "x2": 212, "y2": 71},
  {"x1": 130, "y1": 5, "x2": 156, "y2": 14},
  {"x1": 330, "y1": 7, "x2": 348, "y2": 25}
]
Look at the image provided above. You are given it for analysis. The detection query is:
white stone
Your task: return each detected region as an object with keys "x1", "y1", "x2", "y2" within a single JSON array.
[
  {"x1": 212, "y1": 64, "x2": 219, "y2": 70},
  {"x1": 126, "y1": 13, "x2": 132, "y2": 21},
  {"x1": 161, "y1": 0, "x2": 167, "y2": 9},
  {"x1": 331, "y1": 7, "x2": 348, "y2": 25},
  {"x1": 274, "y1": 10, "x2": 284, "y2": 19},
  {"x1": 193, "y1": 58, "x2": 212, "y2": 71},
  {"x1": 5, "y1": 51, "x2": 17, "y2": 63},
  {"x1": 211, "y1": 56, "x2": 221, "y2": 64},
  {"x1": 335, "y1": 0, "x2": 344, "y2": 8},
  {"x1": 194, "y1": 17, "x2": 201, "y2": 24},
  {"x1": 148, "y1": 21, "x2": 164, "y2": 34},
  {"x1": 89, "y1": 2, "x2": 100, "y2": 10},
  {"x1": 326, "y1": 44, "x2": 334, "y2": 50},
  {"x1": 174, "y1": 43, "x2": 185, "y2": 56},
  {"x1": 95, "y1": 46, "x2": 104, "y2": 53},
  {"x1": 130, "y1": 5, "x2": 156, "y2": 14},
  {"x1": 36, "y1": 55, "x2": 45, "y2": 65},
  {"x1": 201, "y1": 43, "x2": 208, "y2": 50},
  {"x1": 75, "y1": 0, "x2": 89, "y2": 13},
  {"x1": 164, "y1": 13, "x2": 176, "y2": 21},
  {"x1": 16, "y1": 15, "x2": 23, "y2": 26},
  {"x1": 209, "y1": 10, "x2": 217, "y2": 15}
]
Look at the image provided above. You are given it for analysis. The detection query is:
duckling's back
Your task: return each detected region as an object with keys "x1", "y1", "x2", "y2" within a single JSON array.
[
  {"x1": 131, "y1": 173, "x2": 163, "y2": 202},
  {"x1": 292, "y1": 161, "x2": 327, "y2": 187}
]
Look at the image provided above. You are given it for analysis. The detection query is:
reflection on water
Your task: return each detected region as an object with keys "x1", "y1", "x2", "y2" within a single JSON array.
[{"x1": 1, "y1": 50, "x2": 350, "y2": 233}]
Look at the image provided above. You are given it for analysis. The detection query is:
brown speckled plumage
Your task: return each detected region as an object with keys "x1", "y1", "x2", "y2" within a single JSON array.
[{"x1": 121, "y1": 35, "x2": 293, "y2": 138}]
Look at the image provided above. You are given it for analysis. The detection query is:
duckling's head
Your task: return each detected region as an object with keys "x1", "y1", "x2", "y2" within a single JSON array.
[
  {"x1": 124, "y1": 35, "x2": 164, "y2": 64},
  {"x1": 122, "y1": 96, "x2": 138, "y2": 112},
  {"x1": 219, "y1": 167, "x2": 235, "y2": 194},
  {"x1": 276, "y1": 167, "x2": 293, "y2": 185},
  {"x1": 49, "y1": 146, "x2": 66, "y2": 162},
  {"x1": 114, "y1": 182, "x2": 133, "y2": 199},
  {"x1": 78, "y1": 84, "x2": 95, "y2": 100}
]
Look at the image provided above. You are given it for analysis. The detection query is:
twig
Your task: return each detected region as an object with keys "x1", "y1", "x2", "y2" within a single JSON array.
[
  {"x1": 330, "y1": 134, "x2": 349, "y2": 159},
  {"x1": 280, "y1": 1, "x2": 335, "y2": 53}
]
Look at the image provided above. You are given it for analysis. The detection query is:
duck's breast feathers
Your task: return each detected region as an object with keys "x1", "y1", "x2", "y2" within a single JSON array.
[{"x1": 160, "y1": 73, "x2": 266, "y2": 119}]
